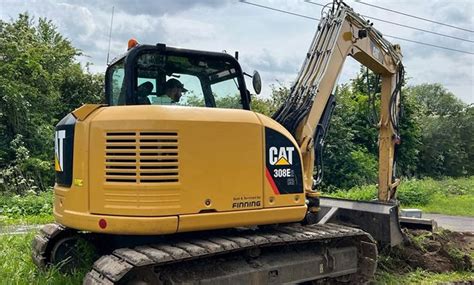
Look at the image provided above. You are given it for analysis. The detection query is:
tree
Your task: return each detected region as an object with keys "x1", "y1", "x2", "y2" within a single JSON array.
[
  {"x1": 351, "y1": 67, "x2": 424, "y2": 179},
  {"x1": 0, "y1": 14, "x2": 103, "y2": 194},
  {"x1": 406, "y1": 84, "x2": 472, "y2": 177},
  {"x1": 321, "y1": 84, "x2": 379, "y2": 189},
  {"x1": 250, "y1": 84, "x2": 290, "y2": 116},
  {"x1": 407, "y1": 83, "x2": 465, "y2": 117}
]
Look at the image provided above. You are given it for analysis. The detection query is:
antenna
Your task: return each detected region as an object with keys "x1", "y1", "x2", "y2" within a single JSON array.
[{"x1": 106, "y1": 6, "x2": 115, "y2": 65}]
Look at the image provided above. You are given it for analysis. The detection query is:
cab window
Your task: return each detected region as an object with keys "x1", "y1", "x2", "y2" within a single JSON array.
[
  {"x1": 133, "y1": 52, "x2": 244, "y2": 109},
  {"x1": 108, "y1": 59, "x2": 125, "y2": 105}
]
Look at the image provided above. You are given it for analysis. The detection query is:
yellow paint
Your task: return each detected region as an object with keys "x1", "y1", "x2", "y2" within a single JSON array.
[
  {"x1": 54, "y1": 206, "x2": 178, "y2": 235},
  {"x1": 54, "y1": 156, "x2": 61, "y2": 172},
  {"x1": 256, "y1": 114, "x2": 306, "y2": 209},
  {"x1": 73, "y1": 179, "x2": 83, "y2": 187},
  {"x1": 292, "y1": 15, "x2": 402, "y2": 201},
  {"x1": 275, "y1": 157, "x2": 290, "y2": 165},
  {"x1": 72, "y1": 104, "x2": 105, "y2": 121},
  {"x1": 342, "y1": 31, "x2": 353, "y2": 41},
  {"x1": 178, "y1": 206, "x2": 307, "y2": 233},
  {"x1": 55, "y1": 105, "x2": 307, "y2": 234}
]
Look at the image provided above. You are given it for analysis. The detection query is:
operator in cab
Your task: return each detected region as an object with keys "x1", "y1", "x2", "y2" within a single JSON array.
[{"x1": 164, "y1": 78, "x2": 188, "y2": 103}]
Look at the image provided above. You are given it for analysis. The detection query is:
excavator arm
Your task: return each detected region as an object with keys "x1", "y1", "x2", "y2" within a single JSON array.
[{"x1": 273, "y1": 0, "x2": 404, "y2": 203}]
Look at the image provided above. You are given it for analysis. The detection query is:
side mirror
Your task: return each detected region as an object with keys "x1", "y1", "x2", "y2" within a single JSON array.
[{"x1": 252, "y1": 70, "x2": 262, "y2": 95}]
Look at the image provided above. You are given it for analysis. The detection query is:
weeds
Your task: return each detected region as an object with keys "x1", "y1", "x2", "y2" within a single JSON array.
[
  {"x1": 0, "y1": 191, "x2": 53, "y2": 225},
  {"x1": 0, "y1": 233, "x2": 85, "y2": 285},
  {"x1": 327, "y1": 176, "x2": 474, "y2": 217},
  {"x1": 375, "y1": 269, "x2": 474, "y2": 284}
]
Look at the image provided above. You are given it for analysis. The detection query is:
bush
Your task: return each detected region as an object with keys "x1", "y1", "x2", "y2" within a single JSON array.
[
  {"x1": 328, "y1": 184, "x2": 377, "y2": 201},
  {"x1": 0, "y1": 135, "x2": 53, "y2": 195},
  {"x1": 0, "y1": 191, "x2": 53, "y2": 218},
  {"x1": 327, "y1": 177, "x2": 474, "y2": 217},
  {"x1": 397, "y1": 179, "x2": 434, "y2": 206}
]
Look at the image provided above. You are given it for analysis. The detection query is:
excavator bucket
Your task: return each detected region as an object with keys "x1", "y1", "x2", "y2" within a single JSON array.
[{"x1": 317, "y1": 197, "x2": 405, "y2": 247}]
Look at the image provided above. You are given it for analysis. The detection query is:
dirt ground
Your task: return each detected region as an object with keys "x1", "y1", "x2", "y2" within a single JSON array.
[{"x1": 378, "y1": 229, "x2": 473, "y2": 274}]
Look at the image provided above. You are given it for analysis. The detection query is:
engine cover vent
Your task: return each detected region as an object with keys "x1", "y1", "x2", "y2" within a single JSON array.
[{"x1": 105, "y1": 131, "x2": 179, "y2": 183}]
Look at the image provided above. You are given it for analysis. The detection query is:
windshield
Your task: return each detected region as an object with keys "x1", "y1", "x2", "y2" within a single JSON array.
[
  {"x1": 107, "y1": 50, "x2": 245, "y2": 109},
  {"x1": 108, "y1": 59, "x2": 125, "y2": 105}
]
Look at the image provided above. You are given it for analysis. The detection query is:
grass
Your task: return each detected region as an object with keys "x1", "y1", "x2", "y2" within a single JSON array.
[
  {"x1": 327, "y1": 176, "x2": 474, "y2": 217},
  {"x1": 374, "y1": 269, "x2": 474, "y2": 284},
  {"x1": 0, "y1": 232, "x2": 472, "y2": 284},
  {"x1": 0, "y1": 214, "x2": 54, "y2": 226},
  {"x1": 0, "y1": 233, "x2": 85, "y2": 285},
  {"x1": 416, "y1": 193, "x2": 474, "y2": 216}
]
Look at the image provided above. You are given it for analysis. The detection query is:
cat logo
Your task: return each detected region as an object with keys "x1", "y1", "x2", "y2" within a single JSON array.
[
  {"x1": 54, "y1": 130, "x2": 66, "y2": 172},
  {"x1": 269, "y1": 146, "x2": 294, "y2": 166}
]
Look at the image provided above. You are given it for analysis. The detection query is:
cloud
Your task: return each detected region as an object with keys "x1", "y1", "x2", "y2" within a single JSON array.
[
  {"x1": 1, "y1": 0, "x2": 472, "y2": 102},
  {"x1": 65, "y1": 0, "x2": 232, "y2": 17},
  {"x1": 161, "y1": 16, "x2": 218, "y2": 45}
]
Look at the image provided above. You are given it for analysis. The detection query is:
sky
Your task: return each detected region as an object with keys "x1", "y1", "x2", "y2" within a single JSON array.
[{"x1": 1, "y1": 0, "x2": 473, "y2": 103}]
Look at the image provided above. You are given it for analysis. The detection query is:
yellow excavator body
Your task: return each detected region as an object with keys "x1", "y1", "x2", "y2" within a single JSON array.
[
  {"x1": 54, "y1": 104, "x2": 306, "y2": 235},
  {"x1": 33, "y1": 1, "x2": 412, "y2": 283}
]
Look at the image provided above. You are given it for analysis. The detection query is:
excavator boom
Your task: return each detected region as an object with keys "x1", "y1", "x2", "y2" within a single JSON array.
[
  {"x1": 274, "y1": 1, "x2": 403, "y2": 200},
  {"x1": 273, "y1": 0, "x2": 406, "y2": 246}
]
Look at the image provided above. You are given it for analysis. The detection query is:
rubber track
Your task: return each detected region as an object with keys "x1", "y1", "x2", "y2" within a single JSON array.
[
  {"x1": 32, "y1": 223, "x2": 70, "y2": 268},
  {"x1": 81, "y1": 223, "x2": 377, "y2": 284}
]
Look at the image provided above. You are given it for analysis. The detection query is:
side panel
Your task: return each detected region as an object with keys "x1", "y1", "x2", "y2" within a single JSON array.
[
  {"x1": 265, "y1": 127, "x2": 304, "y2": 195},
  {"x1": 257, "y1": 114, "x2": 306, "y2": 209},
  {"x1": 54, "y1": 114, "x2": 76, "y2": 187},
  {"x1": 55, "y1": 117, "x2": 94, "y2": 221},
  {"x1": 88, "y1": 106, "x2": 264, "y2": 217},
  {"x1": 178, "y1": 206, "x2": 307, "y2": 233}
]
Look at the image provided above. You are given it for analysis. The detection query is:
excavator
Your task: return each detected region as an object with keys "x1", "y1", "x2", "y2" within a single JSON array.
[{"x1": 32, "y1": 1, "x2": 411, "y2": 283}]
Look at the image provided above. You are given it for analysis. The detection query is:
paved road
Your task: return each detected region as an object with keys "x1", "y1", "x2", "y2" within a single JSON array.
[
  {"x1": 0, "y1": 224, "x2": 41, "y2": 235},
  {"x1": 423, "y1": 213, "x2": 474, "y2": 233}
]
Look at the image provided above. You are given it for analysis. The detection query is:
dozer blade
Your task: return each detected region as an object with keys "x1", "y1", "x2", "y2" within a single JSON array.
[
  {"x1": 317, "y1": 197, "x2": 405, "y2": 247},
  {"x1": 399, "y1": 216, "x2": 438, "y2": 232}
]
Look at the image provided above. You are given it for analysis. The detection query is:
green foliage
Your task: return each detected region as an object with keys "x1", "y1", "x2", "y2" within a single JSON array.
[
  {"x1": 328, "y1": 184, "x2": 377, "y2": 201},
  {"x1": 321, "y1": 84, "x2": 380, "y2": 188},
  {"x1": 395, "y1": 90, "x2": 422, "y2": 177},
  {"x1": 0, "y1": 191, "x2": 52, "y2": 217},
  {"x1": 408, "y1": 83, "x2": 465, "y2": 117},
  {"x1": 182, "y1": 93, "x2": 243, "y2": 109},
  {"x1": 251, "y1": 84, "x2": 290, "y2": 116},
  {"x1": 405, "y1": 84, "x2": 472, "y2": 177},
  {"x1": 329, "y1": 176, "x2": 474, "y2": 216},
  {"x1": 375, "y1": 269, "x2": 474, "y2": 284},
  {"x1": 417, "y1": 193, "x2": 474, "y2": 217},
  {"x1": 397, "y1": 179, "x2": 434, "y2": 206},
  {"x1": 270, "y1": 67, "x2": 472, "y2": 189},
  {"x1": 214, "y1": 93, "x2": 243, "y2": 109},
  {"x1": 0, "y1": 191, "x2": 53, "y2": 225},
  {"x1": 0, "y1": 14, "x2": 103, "y2": 194}
]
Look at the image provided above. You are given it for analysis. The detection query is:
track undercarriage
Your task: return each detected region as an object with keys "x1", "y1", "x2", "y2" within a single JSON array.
[{"x1": 32, "y1": 223, "x2": 377, "y2": 284}]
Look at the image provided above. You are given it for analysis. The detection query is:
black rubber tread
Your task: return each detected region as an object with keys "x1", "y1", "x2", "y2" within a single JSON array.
[
  {"x1": 92, "y1": 255, "x2": 133, "y2": 282},
  {"x1": 31, "y1": 223, "x2": 70, "y2": 269},
  {"x1": 134, "y1": 246, "x2": 174, "y2": 263},
  {"x1": 83, "y1": 223, "x2": 377, "y2": 284}
]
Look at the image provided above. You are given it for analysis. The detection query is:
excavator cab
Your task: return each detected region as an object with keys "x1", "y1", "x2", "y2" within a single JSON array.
[{"x1": 105, "y1": 43, "x2": 251, "y2": 110}]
